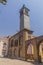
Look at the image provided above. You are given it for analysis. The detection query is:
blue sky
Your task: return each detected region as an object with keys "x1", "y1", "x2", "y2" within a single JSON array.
[{"x1": 0, "y1": 0, "x2": 43, "y2": 36}]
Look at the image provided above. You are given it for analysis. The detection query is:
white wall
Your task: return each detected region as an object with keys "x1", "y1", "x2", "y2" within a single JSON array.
[
  {"x1": 0, "y1": 41, "x2": 4, "y2": 57},
  {"x1": 0, "y1": 41, "x2": 8, "y2": 57}
]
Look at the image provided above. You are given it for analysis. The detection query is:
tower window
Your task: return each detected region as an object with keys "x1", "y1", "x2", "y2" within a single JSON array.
[
  {"x1": 25, "y1": 9, "x2": 28, "y2": 16},
  {"x1": 20, "y1": 10, "x2": 23, "y2": 16}
]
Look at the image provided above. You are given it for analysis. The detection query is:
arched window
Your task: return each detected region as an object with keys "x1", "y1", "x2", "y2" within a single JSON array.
[
  {"x1": 15, "y1": 40, "x2": 18, "y2": 47},
  {"x1": 3, "y1": 43, "x2": 6, "y2": 45},
  {"x1": 11, "y1": 39, "x2": 13, "y2": 47},
  {"x1": 19, "y1": 35, "x2": 23, "y2": 46},
  {"x1": 3, "y1": 43, "x2": 6, "y2": 48},
  {"x1": 2, "y1": 42, "x2": 7, "y2": 56}
]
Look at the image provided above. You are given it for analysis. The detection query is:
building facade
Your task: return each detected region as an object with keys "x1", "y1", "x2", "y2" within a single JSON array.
[
  {"x1": 26, "y1": 35, "x2": 43, "y2": 62},
  {"x1": 8, "y1": 5, "x2": 43, "y2": 62},
  {"x1": 8, "y1": 29, "x2": 34, "y2": 59}
]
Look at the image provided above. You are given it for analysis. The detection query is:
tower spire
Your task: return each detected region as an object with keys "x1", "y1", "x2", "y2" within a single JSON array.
[{"x1": 23, "y1": 4, "x2": 25, "y2": 8}]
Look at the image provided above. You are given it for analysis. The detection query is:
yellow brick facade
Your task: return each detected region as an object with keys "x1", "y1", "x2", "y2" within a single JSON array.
[{"x1": 8, "y1": 5, "x2": 43, "y2": 62}]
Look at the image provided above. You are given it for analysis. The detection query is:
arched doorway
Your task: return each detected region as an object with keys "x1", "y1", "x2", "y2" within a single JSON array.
[
  {"x1": 39, "y1": 41, "x2": 43, "y2": 62},
  {"x1": 14, "y1": 49, "x2": 17, "y2": 58},
  {"x1": 27, "y1": 44, "x2": 34, "y2": 60}
]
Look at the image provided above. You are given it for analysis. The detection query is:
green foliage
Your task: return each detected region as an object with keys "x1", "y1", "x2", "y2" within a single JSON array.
[{"x1": 1, "y1": 0, "x2": 7, "y2": 5}]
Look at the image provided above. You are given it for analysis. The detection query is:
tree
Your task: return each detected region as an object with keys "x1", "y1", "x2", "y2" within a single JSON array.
[{"x1": 0, "y1": 0, "x2": 7, "y2": 5}]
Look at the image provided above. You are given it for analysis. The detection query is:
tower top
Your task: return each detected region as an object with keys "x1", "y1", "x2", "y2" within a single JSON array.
[
  {"x1": 22, "y1": 4, "x2": 30, "y2": 11},
  {"x1": 19, "y1": 5, "x2": 30, "y2": 16},
  {"x1": 19, "y1": 4, "x2": 30, "y2": 13}
]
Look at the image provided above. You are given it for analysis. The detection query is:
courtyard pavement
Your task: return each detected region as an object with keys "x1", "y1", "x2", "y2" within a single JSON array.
[{"x1": 0, "y1": 58, "x2": 43, "y2": 65}]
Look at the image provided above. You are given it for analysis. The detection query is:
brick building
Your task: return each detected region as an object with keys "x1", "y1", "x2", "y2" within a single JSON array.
[{"x1": 8, "y1": 5, "x2": 43, "y2": 62}]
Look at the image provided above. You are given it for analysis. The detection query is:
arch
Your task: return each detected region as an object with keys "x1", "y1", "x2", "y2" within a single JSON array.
[
  {"x1": 38, "y1": 39, "x2": 43, "y2": 47},
  {"x1": 39, "y1": 40, "x2": 43, "y2": 61},
  {"x1": 14, "y1": 49, "x2": 17, "y2": 57},
  {"x1": 26, "y1": 43, "x2": 34, "y2": 60},
  {"x1": 27, "y1": 44, "x2": 34, "y2": 54}
]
